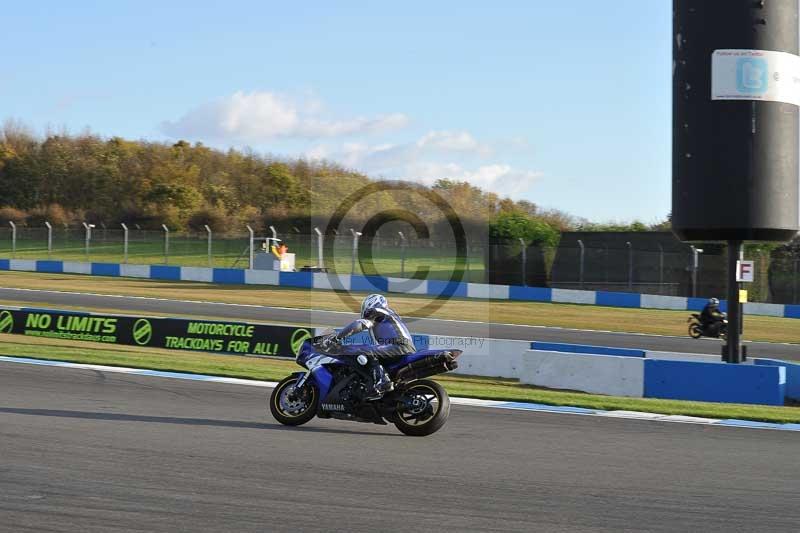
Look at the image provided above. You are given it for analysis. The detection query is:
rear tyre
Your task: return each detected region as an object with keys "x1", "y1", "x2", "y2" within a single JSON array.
[
  {"x1": 393, "y1": 380, "x2": 450, "y2": 437},
  {"x1": 270, "y1": 375, "x2": 319, "y2": 426},
  {"x1": 688, "y1": 323, "x2": 702, "y2": 339}
]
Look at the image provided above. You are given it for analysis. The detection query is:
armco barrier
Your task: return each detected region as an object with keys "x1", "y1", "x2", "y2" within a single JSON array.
[
  {"x1": 521, "y1": 350, "x2": 645, "y2": 397},
  {"x1": 530, "y1": 341, "x2": 645, "y2": 358},
  {"x1": 0, "y1": 259, "x2": 795, "y2": 319},
  {"x1": 644, "y1": 350, "x2": 722, "y2": 363},
  {"x1": 643, "y1": 359, "x2": 786, "y2": 406},
  {"x1": 755, "y1": 359, "x2": 800, "y2": 401}
]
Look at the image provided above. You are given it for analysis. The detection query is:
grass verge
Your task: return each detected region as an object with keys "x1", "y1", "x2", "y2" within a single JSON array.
[
  {"x1": 2, "y1": 334, "x2": 798, "y2": 425},
  {"x1": 2, "y1": 270, "x2": 800, "y2": 344}
]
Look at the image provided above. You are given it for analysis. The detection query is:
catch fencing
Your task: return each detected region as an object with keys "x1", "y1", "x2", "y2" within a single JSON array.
[{"x1": 0, "y1": 224, "x2": 798, "y2": 304}]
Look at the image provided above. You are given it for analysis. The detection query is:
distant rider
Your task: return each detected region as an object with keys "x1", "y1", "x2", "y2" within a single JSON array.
[
  {"x1": 323, "y1": 294, "x2": 416, "y2": 400},
  {"x1": 700, "y1": 297, "x2": 726, "y2": 336}
]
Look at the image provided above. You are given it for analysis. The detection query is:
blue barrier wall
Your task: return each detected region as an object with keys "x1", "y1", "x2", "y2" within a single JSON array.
[
  {"x1": 150, "y1": 265, "x2": 181, "y2": 280},
  {"x1": 530, "y1": 341, "x2": 645, "y2": 358},
  {"x1": 644, "y1": 359, "x2": 786, "y2": 406},
  {"x1": 755, "y1": 359, "x2": 800, "y2": 401},
  {"x1": 91, "y1": 263, "x2": 120, "y2": 277},
  {"x1": 212, "y1": 268, "x2": 246, "y2": 284},
  {"x1": 1, "y1": 258, "x2": 797, "y2": 320},
  {"x1": 36, "y1": 260, "x2": 63, "y2": 273},
  {"x1": 596, "y1": 291, "x2": 641, "y2": 309}
]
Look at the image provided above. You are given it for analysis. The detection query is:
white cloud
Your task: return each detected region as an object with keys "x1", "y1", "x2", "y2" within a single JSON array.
[
  {"x1": 399, "y1": 161, "x2": 541, "y2": 195},
  {"x1": 416, "y1": 130, "x2": 490, "y2": 155},
  {"x1": 161, "y1": 91, "x2": 409, "y2": 142},
  {"x1": 328, "y1": 132, "x2": 541, "y2": 195}
]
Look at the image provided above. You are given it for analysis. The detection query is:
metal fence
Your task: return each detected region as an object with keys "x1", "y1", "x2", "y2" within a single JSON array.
[{"x1": 0, "y1": 223, "x2": 797, "y2": 304}]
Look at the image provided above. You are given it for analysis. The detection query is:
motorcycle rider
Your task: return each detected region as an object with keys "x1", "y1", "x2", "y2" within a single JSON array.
[
  {"x1": 322, "y1": 294, "x2": 416, "y2": 400},
  {"x1": 700, "y1": 297, "x2": 726, "y2": 337}
]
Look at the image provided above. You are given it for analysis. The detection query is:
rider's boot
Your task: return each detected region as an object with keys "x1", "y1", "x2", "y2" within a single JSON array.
[{"x1": 365, "y1": 361, "x2": 394, "y2": 400}]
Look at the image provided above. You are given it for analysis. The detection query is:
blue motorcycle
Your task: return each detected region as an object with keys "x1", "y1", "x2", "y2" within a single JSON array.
[{"x1": 269, "y1": 332, "x2": 461, "y2": 436}]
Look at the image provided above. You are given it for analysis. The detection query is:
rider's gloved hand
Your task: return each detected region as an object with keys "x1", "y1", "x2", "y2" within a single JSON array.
[{"x1": 320, "y1": 335, "x2": 336, "y2": 352}]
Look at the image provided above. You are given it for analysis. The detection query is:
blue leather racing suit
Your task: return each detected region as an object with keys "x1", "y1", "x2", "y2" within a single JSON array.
[{"x1": 335, "y1": 306, "x2": 416, "y2": 361}]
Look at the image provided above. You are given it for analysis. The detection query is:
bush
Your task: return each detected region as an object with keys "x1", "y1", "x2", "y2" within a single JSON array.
[
  {"x1": 0, "y1": 207, "x2": 27, "y2": 225},
  {"x1": 187, "y1": 207, "x2": 227, "y2": 233},
  {"x1": 489, "y1": 211, "x2": 560, "y2": 247},
  {"x1": 26, "y1": 204, "x2": 73, "y2": 227}
]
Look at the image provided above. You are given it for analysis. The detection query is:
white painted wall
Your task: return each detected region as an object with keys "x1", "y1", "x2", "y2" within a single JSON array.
[
  {"x1": 180, "y1": 267, "x2": 213, "y2": 283},
  {"x1": 743, "y1": 302, "x2": 784, "y2": 318},
  {"x1": 466, "y1": 283, "x2": 510, "y2": 300},
  {"x1": 641, "y1": 295, "x2": 688, "y2": 310},
  {"x1": 120, "y1": 264, "x2": 151, "y2": 278},
  {"x1": 62, "y1": 262, "x2": 91, "y2": 275},
  {"x1": 313, "y1": 273, "x2": 351, "y2": 291},
  {"x1": 520, "y1": 350, "x2": 645, "y2": 397},
  {"x1": 244, "y1": 269, "x2": 279, "y2": 285},
  {"x1": 551, "y1": 288, "x2": 596, "y2": 305},
  {"x1": 8, "y1": 259, "x2": 36, "y2": 271},
  {"x1": 387, "y1": 277, "x2": 428, "y2": 295}
]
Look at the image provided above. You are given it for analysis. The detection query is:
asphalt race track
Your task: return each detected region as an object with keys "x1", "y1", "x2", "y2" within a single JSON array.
[
  {"x1": 0, "y1": 287, "x2": 798, "y2": 362},
  {"x1": 1, "y1": 361, "x2": 798, "y2": 533}
]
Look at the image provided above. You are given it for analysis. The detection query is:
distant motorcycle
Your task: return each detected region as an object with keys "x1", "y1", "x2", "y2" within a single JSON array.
[
  {"x1": 269, "y1": 331, "x2": 461, "y2": 436},
  {"x1": 688, "y1": 313, "x2": 728, "y2": 340}
]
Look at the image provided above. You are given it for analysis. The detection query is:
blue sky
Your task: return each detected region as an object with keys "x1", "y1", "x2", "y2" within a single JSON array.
[{"x1": 1, "y1": 0, "x2": 672, "y2": 223}]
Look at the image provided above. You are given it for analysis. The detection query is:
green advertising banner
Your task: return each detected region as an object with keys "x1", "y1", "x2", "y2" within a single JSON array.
[{"x1": 0, "y1": 307, "x2": 312, "y2": 358}]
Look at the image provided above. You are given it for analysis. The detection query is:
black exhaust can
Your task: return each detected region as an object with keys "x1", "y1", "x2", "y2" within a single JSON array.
[{"x1": 672, "y1": 0, "x2": 799, "y2": 242}]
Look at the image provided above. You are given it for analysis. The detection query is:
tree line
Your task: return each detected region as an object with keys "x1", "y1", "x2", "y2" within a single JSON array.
[{"x1": 0, "y1": 122, "x2": 667, "y2": 245}]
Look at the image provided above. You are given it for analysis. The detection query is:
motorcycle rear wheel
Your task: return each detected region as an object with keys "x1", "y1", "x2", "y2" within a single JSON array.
[
  {"x1": 393, "y1": 379, "x2": 450, "y2": 437},
  {"x1": 269, "y1": 375, "x2": 319, "y2": 426},
  {"x1": 688, "y1": 323, "x2": 702, "y2": 339}
]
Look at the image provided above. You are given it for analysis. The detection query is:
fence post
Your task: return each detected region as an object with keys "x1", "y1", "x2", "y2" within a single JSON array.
[
  {"x1": 760, "y1": 249, "x2": 768, "y2": 303},
  {"x1": 45, "y1": 221, "x2": 53, "y2": 258},
  {"x1": 658, "y1": 243, "x2": 664, "y2": 295},
  {"x1": 8, "y1": 221, "x2": 16, "y2": 258},
  {"x1": 100, "y1": 222, "x2": 107, "y2": 242},
  {"x1": 577, "y1": 239, "x2": 585, "y2": 289},
  {"x1": 398, "y1": 231, "x2": 407, "y2": 277},
  {"x1": 162, "y1": 224, "x2": 170, "y2": 265},
  {"x1": 464, "y1": 241, "x2": 470, "y2": 282},
  {"x1": 246, "y1": 225, "x2": 254, "y2": 270},
  {"x1": 350, "y1": 229, "x2": 361, "y2": 274},
  {"x1": 82, "y1": 222, "x2": 94, "y2": 259},
  {"x1": 204, "y1": 225, "x2": 212, "y2": 268},
  {"x1": 794, "y1": 255, "x2": 799, "y2": 304},
  {"x1": 121, "y1": 223, "x2": 129, "y2": 264},
  {"x1": 519, "y1": 237, "x2": 527, "y2": 287},
  {"x1": 314, "y1": 227, "x2": 323, "y2": 268},
  {"x1": 626, "y1": 241, "x2": 633, "y2": 291},
  {"x1": 690, "y1": 245, "x2": 703, "y2": 298}
]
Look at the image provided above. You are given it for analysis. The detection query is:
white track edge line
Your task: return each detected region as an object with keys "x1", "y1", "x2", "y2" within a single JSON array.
[{"x1": 1, "y1": 355, "x2": 797, "y2": 433}]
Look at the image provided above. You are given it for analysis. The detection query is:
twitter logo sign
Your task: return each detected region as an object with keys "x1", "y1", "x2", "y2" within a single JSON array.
[{"x1": 737, "y1": 57, "x2": 769, "y2": 94}]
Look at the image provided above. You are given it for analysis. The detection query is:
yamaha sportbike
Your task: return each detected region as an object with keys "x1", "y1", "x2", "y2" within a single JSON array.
[
  {"x1": 269, "y1": 332, "x2": 461, "y2": 436},
  {"x1": 688, "y1": 313, "x2": 728, "y2": 340}
]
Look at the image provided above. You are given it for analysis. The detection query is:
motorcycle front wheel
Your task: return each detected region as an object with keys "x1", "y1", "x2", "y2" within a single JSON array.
[
  {"x1": 269, "y1": 375, "x2": 319, "y2": 426},
  {"x1": 688, "y1": 323, "x2": 702, "y2": 339},
  {"x1": 393, "y1": 379, "x2": 450, "y2": 437}
]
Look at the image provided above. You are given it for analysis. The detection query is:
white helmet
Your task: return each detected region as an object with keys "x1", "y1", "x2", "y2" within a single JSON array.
[
  {"x1": 709, "y1": 298, "x2": 719, "y2": 307},
  {"x1": 361, "y1": 294, "x2": 387, "y2": 317}
]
